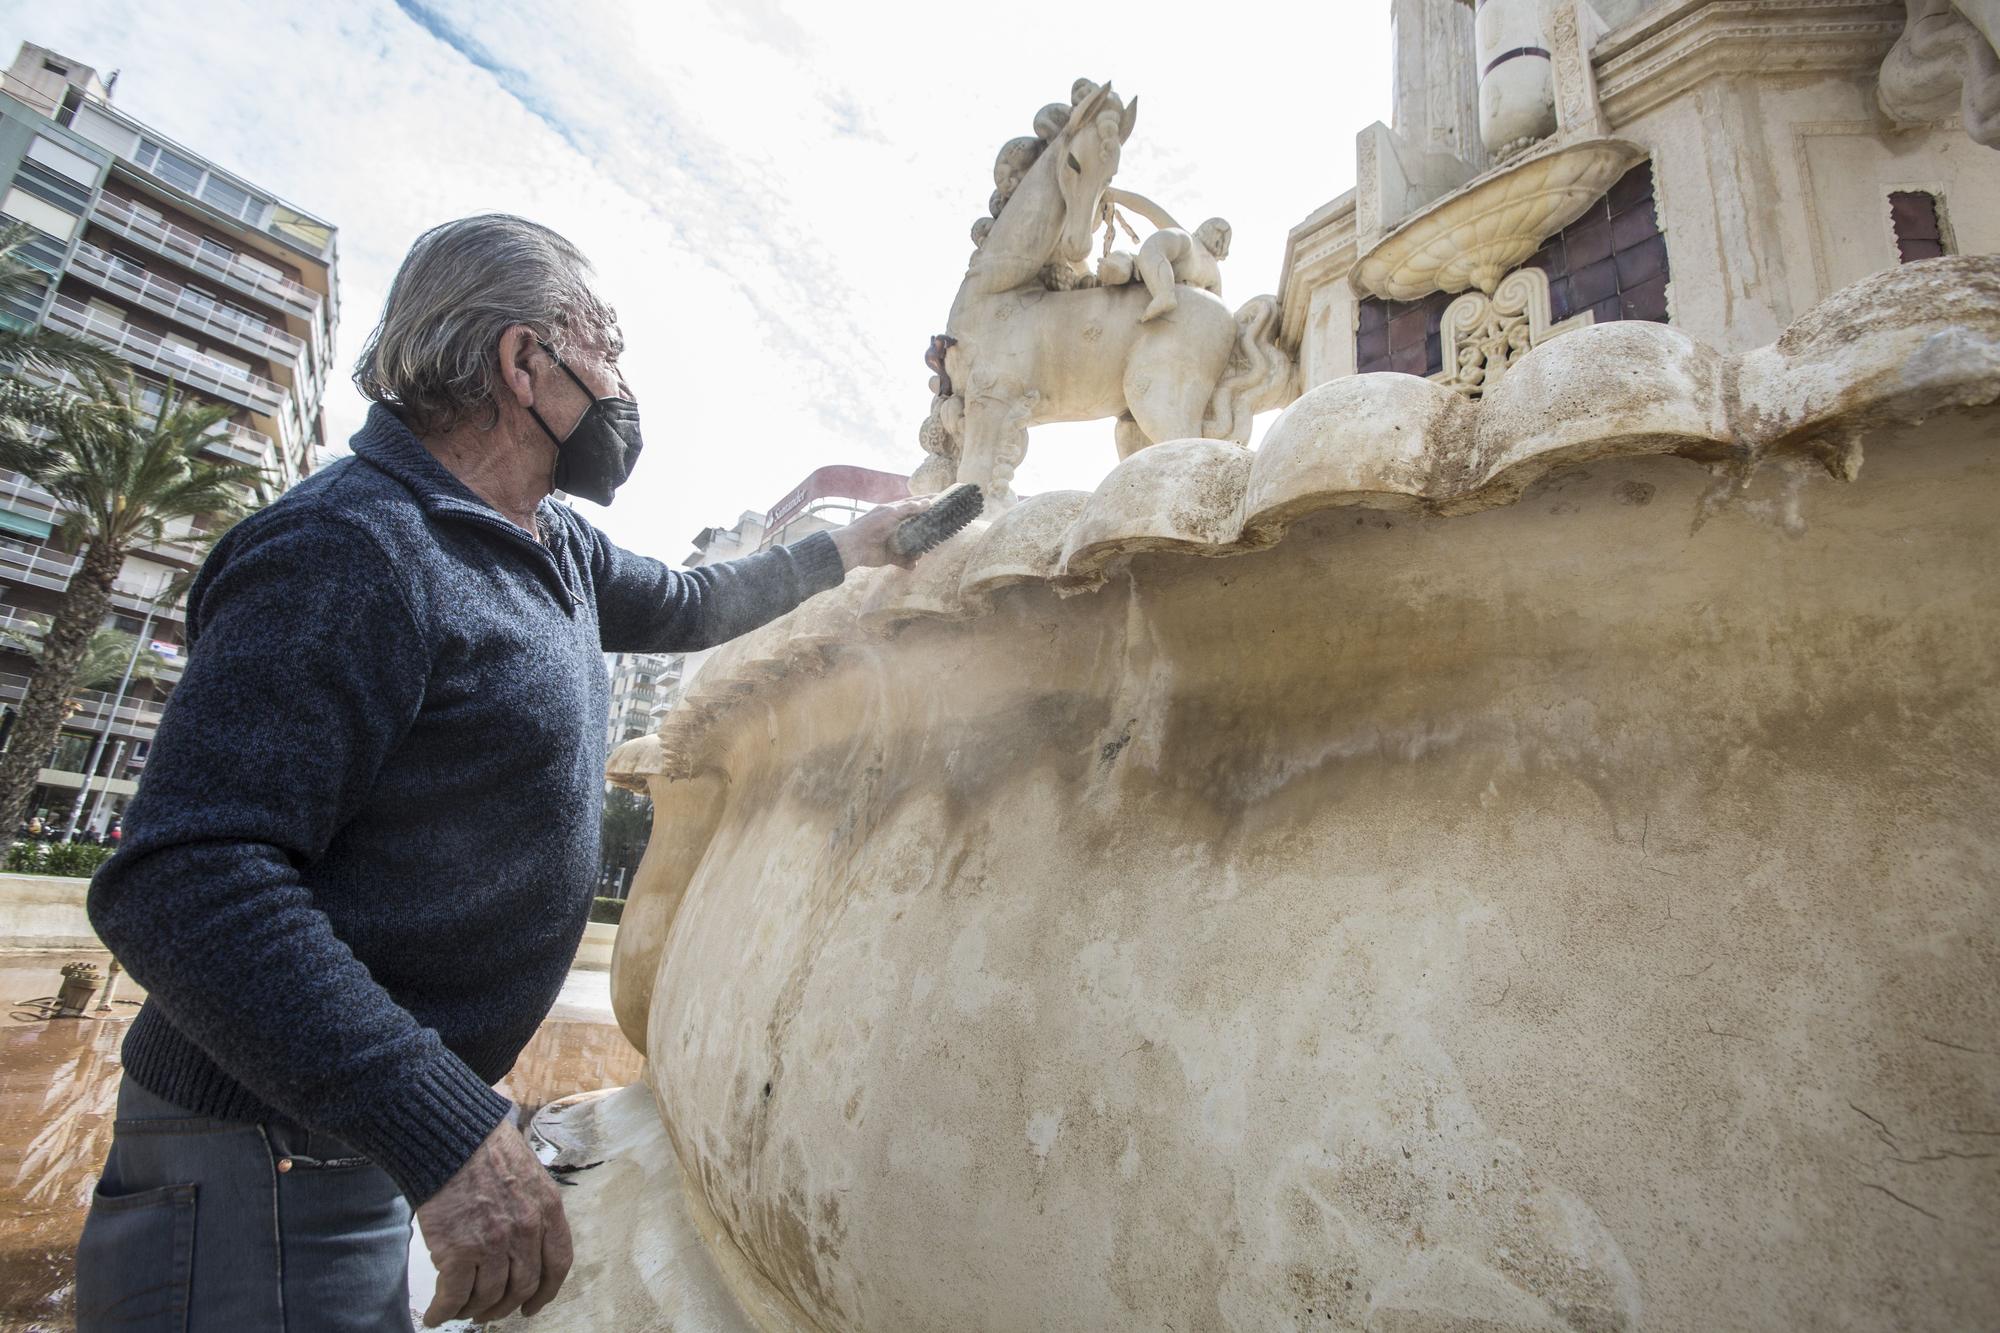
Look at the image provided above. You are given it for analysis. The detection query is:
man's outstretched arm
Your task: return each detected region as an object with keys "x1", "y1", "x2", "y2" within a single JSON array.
[{"x1": 586, "y1": 496, "x2": 934, "y2": 653}]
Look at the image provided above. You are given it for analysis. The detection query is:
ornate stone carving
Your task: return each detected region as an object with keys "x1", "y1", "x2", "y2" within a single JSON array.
[
  {"x1": 1431, "y1": 265, "x2": 1593, "y2": 398},
  {"x1": 917, "y1": 81, "x2": 1296, "y2": 507},
  {"x1": 1546, "y1": 0, "x2": 1610, "y2": 139},
  {"x1": 1878, "y1": 0, "x2": 2000, "y2": 147},
  {"x1": 1351, "y1": 136, "x2": 1646, "y2": 300}
]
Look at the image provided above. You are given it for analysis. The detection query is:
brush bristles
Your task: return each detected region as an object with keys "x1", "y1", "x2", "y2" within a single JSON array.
[{"x1": 889, "y1": 483, "x2": 986, "y2": 559}]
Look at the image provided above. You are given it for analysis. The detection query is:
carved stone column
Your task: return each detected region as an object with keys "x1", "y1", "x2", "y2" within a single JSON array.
[
  {"x1": 1546, "y1": 0, "x2": 1612, "y2": 139},
  {"x1": 1392, "y1": 0, "x2": 1487, "y2": 169}
]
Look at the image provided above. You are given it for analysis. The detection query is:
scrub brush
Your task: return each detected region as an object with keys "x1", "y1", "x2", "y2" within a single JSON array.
[{"x1": 888, "y1": 483, "x2": 985, "y2": 560}]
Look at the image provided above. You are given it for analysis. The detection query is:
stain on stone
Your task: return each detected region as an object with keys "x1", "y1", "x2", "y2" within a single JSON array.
[{"x1": 1615, "y1": 480, "x2": 1657, "y2": 506}]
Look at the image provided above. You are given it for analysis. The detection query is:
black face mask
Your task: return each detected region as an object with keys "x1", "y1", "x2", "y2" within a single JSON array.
[{"x1": 527, "y1": 342, "x2": 643, "y2": 506}]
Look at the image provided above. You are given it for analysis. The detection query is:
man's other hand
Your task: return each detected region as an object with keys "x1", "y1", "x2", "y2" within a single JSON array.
[
  {"x1": 416, "y1": 1116, "x2": 572, "y2": 1325},
  {"x1": 830, "y1": 496, "x2": 938, "y2": 571}
]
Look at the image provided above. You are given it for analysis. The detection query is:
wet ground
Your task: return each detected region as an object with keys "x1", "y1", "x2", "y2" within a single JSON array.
[{"x1": 0, "y1": 950, "x2": 643, "y2": 1332}]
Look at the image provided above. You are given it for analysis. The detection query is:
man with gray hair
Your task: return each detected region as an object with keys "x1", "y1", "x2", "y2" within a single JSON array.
[{"x1": 76, "y1": 214, "x2": 932, "y2": 1330}]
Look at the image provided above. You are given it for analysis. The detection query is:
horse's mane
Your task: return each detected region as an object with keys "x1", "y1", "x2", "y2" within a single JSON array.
[{"x1": 967, "y1": 82, "x2": 1125, "y2": 256}]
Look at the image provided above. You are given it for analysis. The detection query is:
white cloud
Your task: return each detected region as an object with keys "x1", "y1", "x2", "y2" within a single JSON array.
[{"x1": 1, "y1": 0, "x2": 1392, "y2": 562}]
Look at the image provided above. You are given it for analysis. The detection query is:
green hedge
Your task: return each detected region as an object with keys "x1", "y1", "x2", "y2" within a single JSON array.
[
  {"x1": 588, "y1": 895, "x2": 625, "y2": 925},
  {"x1": 7, "y1": 841, "x2": 115, "y2": 877}
]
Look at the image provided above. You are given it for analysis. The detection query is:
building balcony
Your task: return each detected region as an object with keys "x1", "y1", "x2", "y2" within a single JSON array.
[
  {"x1": 0, "y1": 544, "x2": 184, "y2": 625},
  {"x1": 0, "y1": 670, "x2": 163, "y2": 741},
  {"x1": 0, "y1": 606, "x2": 182, "y2": 682},
  {"x1": 0, "y1": 605, "x2": 48, "y2": 644},
  {"x1": 108, "y1": 580, "x2": 183, "y2": 626},
  {"x1": 13, "y1": 369, "x2": 278, "y2": 478},
  {"x1": 90, "y1": 191, "x2": 321, "y2": 322},
  {"x1": 0, "y1": 541, "x2": 81, "y2": 593},
  {"x1": 68, "y1": 241, "x2": 306, "y2": 369},
  {"x1": 1, "y1": 472, "x2": 207, "y2": 564},
  {"x1": 204, "y1": 420, "x2": 272, "y2": 468},
  {"x1": 45, "y1": 295, "x2": 286, "y2": 416}
]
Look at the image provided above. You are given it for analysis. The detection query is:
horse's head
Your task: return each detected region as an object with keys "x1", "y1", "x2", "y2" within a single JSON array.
[{"x1": 1054, "y1": 82, "x2": 1138, "y2": 265}]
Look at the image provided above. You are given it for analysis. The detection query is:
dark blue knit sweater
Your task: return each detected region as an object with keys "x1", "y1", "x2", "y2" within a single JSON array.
[{"x1": 89, "y1": 404, "x2": 846, "y2": 1203}]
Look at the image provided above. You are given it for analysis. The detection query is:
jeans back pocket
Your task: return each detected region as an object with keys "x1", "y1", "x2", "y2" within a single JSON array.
[{"x1": 75, "y1": 1181, "x2": 197, "y2": 1332}]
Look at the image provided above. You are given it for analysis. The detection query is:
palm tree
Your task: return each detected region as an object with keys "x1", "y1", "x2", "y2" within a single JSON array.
[
  {"x1": 0, "y1": 221, "x2": 118, "y2": 421},
  {"x1": 0, "y1": 375, "x2": 266, "y2": 832}
]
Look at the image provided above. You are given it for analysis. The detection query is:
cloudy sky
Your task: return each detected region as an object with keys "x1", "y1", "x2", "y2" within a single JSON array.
[{"x1": 2, "y1": 0, "x2": 1392, "y2": 564}]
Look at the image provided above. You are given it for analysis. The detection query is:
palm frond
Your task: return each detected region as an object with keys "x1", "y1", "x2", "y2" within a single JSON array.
[
  {"x1": 0, "y1": 377, "x2": 74, "y2": 443},
  {"x1": 0, "y1": 325, "x2": 125, "y2": 381},
  {"x1": 0, "y1": 221, "x2": 51, "y2": 301},
  {"x1": 0, "y1": 226, "x2": 122, "y2": 382},
  {"x1": 1, "y1": 374, "x2": 271, "y2": 567}
]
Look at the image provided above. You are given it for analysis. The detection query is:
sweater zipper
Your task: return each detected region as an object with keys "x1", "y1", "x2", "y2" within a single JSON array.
[{"x1": 432, "y1": 501, "x2": 584, "y2": 609}]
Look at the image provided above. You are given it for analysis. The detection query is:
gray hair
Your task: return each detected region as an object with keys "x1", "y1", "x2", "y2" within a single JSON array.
[{"x1": 353, "y1": 214, "x2": 621, "y2": 434}]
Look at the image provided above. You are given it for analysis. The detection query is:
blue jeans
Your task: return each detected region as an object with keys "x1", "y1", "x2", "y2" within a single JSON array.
[{"x1": 75, "y1": 1075, "x2": 413, "y2": 1331}]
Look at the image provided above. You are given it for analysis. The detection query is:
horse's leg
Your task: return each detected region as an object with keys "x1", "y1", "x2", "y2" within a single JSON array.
[{"x1": 960, "y1": 390, "x2": 1032, "y2": 509}]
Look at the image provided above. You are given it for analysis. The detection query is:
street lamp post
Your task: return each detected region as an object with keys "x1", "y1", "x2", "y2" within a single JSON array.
[
  {"x1": 84, "y1": 739, "x2": 126, "y2": 837},
  {"x1": 63, "y1": 578, "x2": 161, "y2": 842}
]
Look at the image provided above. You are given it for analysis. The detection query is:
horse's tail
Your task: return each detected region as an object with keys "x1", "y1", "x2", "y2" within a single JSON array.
[{"x1": 1202, "y1": 294, "x2": 1296, "y2": 444}]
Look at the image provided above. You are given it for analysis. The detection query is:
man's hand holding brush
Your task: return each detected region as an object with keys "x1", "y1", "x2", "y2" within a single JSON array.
[{"x1": 829, "y1": 483, "x2": 985, "y2": 571}]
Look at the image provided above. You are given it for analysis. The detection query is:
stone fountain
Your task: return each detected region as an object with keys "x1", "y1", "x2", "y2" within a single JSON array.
[{"x1": 530, "y1": 5, "x2": 2000, "y2": 1329}]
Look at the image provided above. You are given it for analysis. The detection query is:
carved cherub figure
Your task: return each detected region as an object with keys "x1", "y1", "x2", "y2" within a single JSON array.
[{"x1": 1116, "y1": 217, "x2": 1232, "y2": 322}]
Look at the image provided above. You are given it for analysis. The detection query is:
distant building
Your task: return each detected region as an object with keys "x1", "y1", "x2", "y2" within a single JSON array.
[
  {"x1": 688, "y1": 508, "x2": 769, "y2": 567},
  {"x1": 604, "y1": 650, "x2": 678, "y2": 751},
  {"x1": 756, "y1": 464, "x2": 908, "y2": 551},
  {"x1": 0, "y1": 41, "x2": 338, "y2": 832},
  {"x1": 600, "y1": 466, "x2": 906, "y2": 743}
]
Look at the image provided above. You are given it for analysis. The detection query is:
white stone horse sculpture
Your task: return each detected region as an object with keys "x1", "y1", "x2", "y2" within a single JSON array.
[{"x1": 915, "y1": 81, "x2": 1296, "y2": 506}]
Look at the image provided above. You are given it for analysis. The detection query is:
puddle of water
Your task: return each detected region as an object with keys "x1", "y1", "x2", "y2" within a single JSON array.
[
  {"x1": 0, "y1": 950, "x2": 142, "y2": 1330},
  {"x1": 0, "y1": 950, "x2": 640, "y2": 1330}
]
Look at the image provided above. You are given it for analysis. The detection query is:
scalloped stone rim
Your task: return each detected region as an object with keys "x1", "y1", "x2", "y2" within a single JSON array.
[{"x1": 614, "y1": 257, "x2": 2000, "y2": 782}]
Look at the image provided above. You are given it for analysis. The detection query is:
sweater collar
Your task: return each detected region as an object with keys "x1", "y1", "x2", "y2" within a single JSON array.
[
  {"x1": 348, "y1": 404, "x2": 584, "y2": 607},
  {"x1": 349, "y1": 403, "x2": 566, "y2": 534}
]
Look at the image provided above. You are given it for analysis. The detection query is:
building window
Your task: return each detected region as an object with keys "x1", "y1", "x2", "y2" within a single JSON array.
[
  {"x1": 25, "y1": 135, "x2": 98, "y2": 186},
  {"x1": 1889, "y1": 191, "x2": 1948, "y2": 263},
  {"x1": 133, "y1": 138, "x2": 204, "y2": 195},
  {"x1": 0, "y1": 187, "x2": 79, "y2": 241},
  {"x1": 41, "y1": 59, "x2": 69, "y2": 76},
  {"x1": 199, "y1": 174, "x2": 262, "y2": 224}
]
